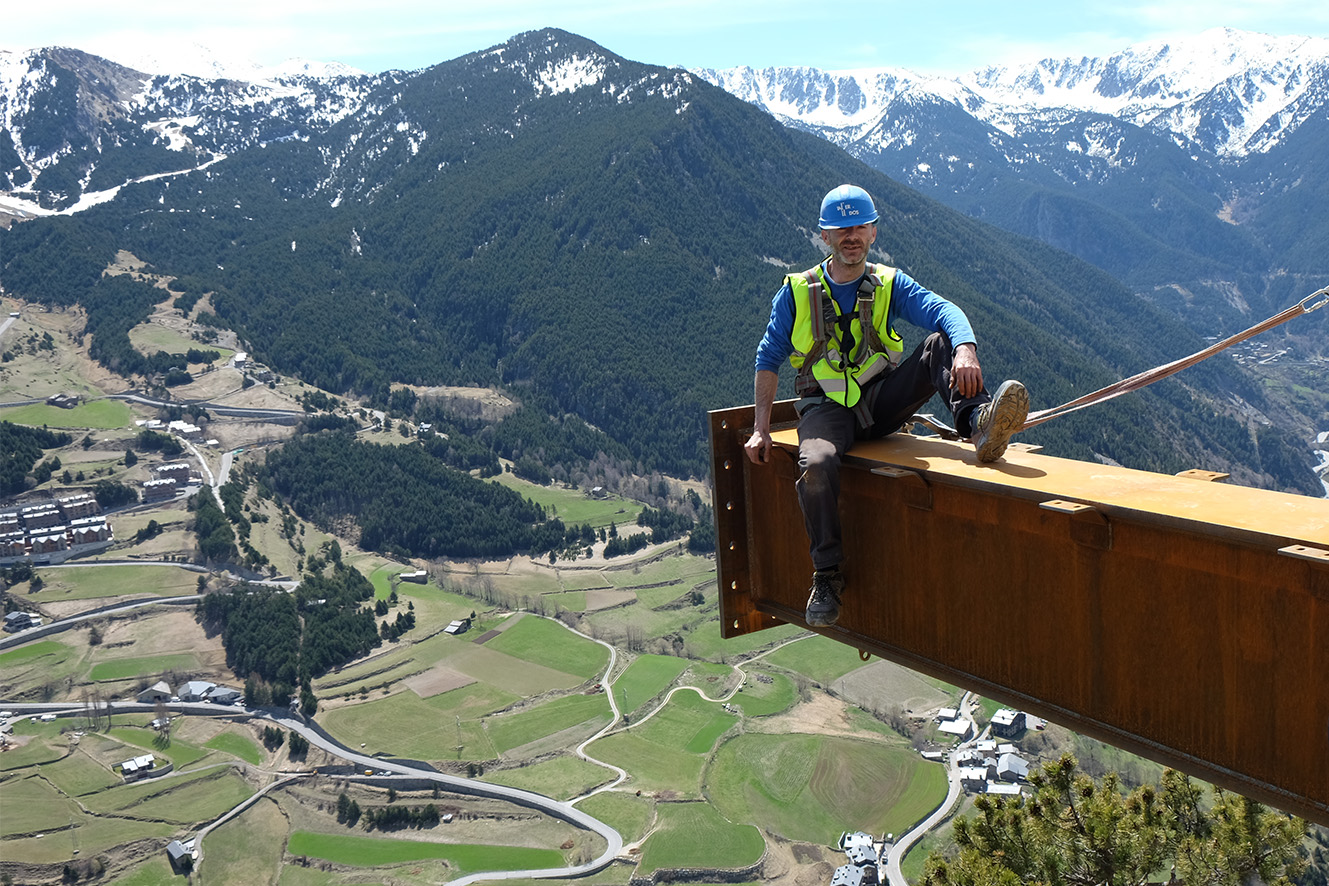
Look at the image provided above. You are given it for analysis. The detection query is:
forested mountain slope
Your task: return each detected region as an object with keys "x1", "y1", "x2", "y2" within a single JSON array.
[{"x1": 0, "y1": 30, "x2": 1317, "y2": 491}]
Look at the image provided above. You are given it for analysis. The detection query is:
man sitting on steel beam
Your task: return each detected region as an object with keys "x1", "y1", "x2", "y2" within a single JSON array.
[{"x1": 743, "y1": 184, "x2": 1028, "y2": 627}]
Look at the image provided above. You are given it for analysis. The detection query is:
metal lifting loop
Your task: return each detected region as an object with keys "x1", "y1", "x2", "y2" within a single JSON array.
[
  {"x1": 858, "y1": 649, "x2": 871, "y2": 662},
  {"x1": 1300, "y1": 287, "x2": 1329, "y2": 314}
]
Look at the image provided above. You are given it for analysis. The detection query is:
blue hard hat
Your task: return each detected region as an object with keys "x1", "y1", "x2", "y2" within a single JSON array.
[{"x1": 819, "y1": 184, "x2": 879, "y2": 229}]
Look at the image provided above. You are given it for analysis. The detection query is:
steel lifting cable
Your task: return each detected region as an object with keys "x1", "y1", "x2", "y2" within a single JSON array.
[{"x1": 1020, "y1": 287, "x2": 1329, "y2": 431}]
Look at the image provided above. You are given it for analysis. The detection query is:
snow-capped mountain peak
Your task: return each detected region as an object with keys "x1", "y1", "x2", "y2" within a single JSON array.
[
  {"x1": 697, "y1": 27, "x2": 1329, "y2": 159},
  {"x1": 958, "y1": 27, "x2": 1329, "y2": 155},
  {"x1": 8, "y1": 40, "x2": 366, "y2": 85}
]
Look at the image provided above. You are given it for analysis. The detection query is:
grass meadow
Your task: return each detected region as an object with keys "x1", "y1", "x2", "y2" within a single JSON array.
[
  {"x1": 127, "y1": 322, "x2": 235, "y2": 362},
  {"x1": 89, "y1": 653, "x2": 200, "y2": 682},
  {"x1": 106, "y1": 725, "x2": 211, "y2": 769},
  {"x1": 613, "y1": 654, "x2": 690, "y2": 716},
  {"x1": 1, "y1": 398, "x2": 132, "y2": 430},
  {"x1": 0, "y1": 775, "x2": 80, "y2": 836},
  {"x1": 2, "y1": 816, "x2": 175, "y2": 865},
  {"x1": 0, "y1": 639, "x2": 76, "y2": 692},
  {"x1": 319, "y1": 683, "x2": 515, "y2": 762},
  {"x1": 575, "y1": 790, "x2": 655, "y2": 844},
  {"x1": 41, "y1": 750, "x2": 123, "y2": 796},
  {"x1": 483, "y1": 613, "x2": 609, "y2": 680},
  {"x1": 201, "y1": 794, "x2": 288, "y2": 885},
  {"x1": 676, "y1": 619, "x2": 808, "y2": 663},
  {"x1": 761, "y1": 634, "x2": 878, "y2": 685},
  {"x1": 706, "y1": 732, "x2": 948, "y2": 845},
  {"x1": 33, "y1": 563, "x2": 202, "y2": 602},
  {"x1": 286, "y1": 831, "x2": 564, "y2": 870},
  {"x1": 486, "y1": 691, "x2": 612, "y2": 755},
  {"x1": 635, "y1": 797, "x2": 765, "y2": 871},
  {"x1": 587, "y1": 692, "x2": 738, "y2": 796},
  {"x1": 729, "y1": 669, "x2": 797, "y2": 717},
  {"x1": 637, "y1": 801, "x2": 764, "y2": 874},
  {"x1": 204, "y1": 729, "x2": 263, "y2": 765},
  {"x1": 488, "y1": 475, "x2": 644, "y2": 529},
  {"x1": 81, "y1": 767, "x2": 254, "y2": 823},
  {"x1": 481, "y1": 754, "x2": 614, "y2": 800},
  {"x1": 107, "y1": 856, "x2": 181, "y2": 886}
]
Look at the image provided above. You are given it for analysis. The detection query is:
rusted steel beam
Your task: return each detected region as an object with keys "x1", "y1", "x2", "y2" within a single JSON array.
[{"x1": 709, "y1": 402, "x2": 1329, "y2": 825}]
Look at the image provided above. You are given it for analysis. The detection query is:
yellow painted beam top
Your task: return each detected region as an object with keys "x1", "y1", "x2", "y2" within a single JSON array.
[{"x1": 769, "y1": 428, "x2": 1329, "y2": 546}]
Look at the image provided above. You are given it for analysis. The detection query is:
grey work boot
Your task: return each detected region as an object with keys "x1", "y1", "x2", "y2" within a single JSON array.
[
  {"x1": 805, "y1": 568, "x2": 845, "y2": 627},
  {"x1": 971, "y1": 380, "x2": 1029, "y2": 463}
]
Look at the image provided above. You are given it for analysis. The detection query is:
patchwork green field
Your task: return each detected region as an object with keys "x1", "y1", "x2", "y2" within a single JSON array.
[
  {"x1": 106, "y1": 726, "x2": 211, "y2": 769},
  {"x1": 1, "y1": 398, "x2": 132, "y2": 429},
  {"x1": 705, "y1": 732, "x2": 947, "y2": 846},
  {"x1": 0, "y1": 774, "x2": 78, "y2": 836},
  {"x1": 484, "y1": 613, "x2": 609, "y2": 680},
  {"x1": 614, "y1": 654, "x2": 691, "y2": 716},
  {"x1": 41, "y1": 750, "x2": 124, "y2": 796},
  {"x1": 488, "y1": 475, "x2": 644, "y2": 529},
  {"x1": 637, "y1": 801, "x2": 764, "y2": 874},
  {"x1": 486, "y1": 691, "x2": 613, "y2": 755},
  {"x1": 728, "y1": 669, "x2": 796, "y2": 717},
  {"x1": 82, "y1": 767, "x2": 253, "y2": 823},
  {"x1": 576, "y1": 790, "x2": 655, "y2": 844},
  {"x1": 0, "y1": 638, "x2": 72, "y2": 670},
  {"x1": 33, "y1": 563, "x2": 202, "y2": 602},
  {"x1": 205, "y1": 729, "x2": 263, "y2": 765},
  {"x1": 89, "y1": 652, "x2": 200, "y2": 682},
  {"x1": 760, "y1": 634, "x2": 880, "y2": 685},
  {"x1": 286, "y1": 831, "x2": 565, "y2": 870},
  {"x1": 319, "y1": 683, "x2": 514, "y2": 761},
  {"x1": 584, "y1": 692, "x2": 740, "y2": 797},
  {"x1": 482, "y1": 754, "x2": 614, "y2": 800},
  {"x1": 0, "y1": 294, "x2": 998, "y2": 886}
]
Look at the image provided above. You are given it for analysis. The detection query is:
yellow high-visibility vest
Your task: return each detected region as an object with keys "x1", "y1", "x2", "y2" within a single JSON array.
[{"x1": 789, "y1": 263, "x2": 903, "y2": 408}]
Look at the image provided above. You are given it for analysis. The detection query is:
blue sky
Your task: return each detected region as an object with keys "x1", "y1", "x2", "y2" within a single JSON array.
[{"x1": 8, "y1": 0, "x2": 1329, "y2": 76}]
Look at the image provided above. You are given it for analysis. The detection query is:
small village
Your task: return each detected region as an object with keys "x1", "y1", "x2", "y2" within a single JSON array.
[{"x1": 830, "y1": 706, "x2": 1039, "y2": 886}]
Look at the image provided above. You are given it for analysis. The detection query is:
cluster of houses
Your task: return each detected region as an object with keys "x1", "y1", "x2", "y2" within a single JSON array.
[
  {"x1": 830, "y1": 831, "x2": 891, "y2": 886},
  {"x1": 136, "y1": 680, "x2": 242, "y2": 705},
  {"x1": 142, "y1": 461, "x2": 196, "y2": 502},
  {"x1": 956, "y1": 740, "x2": 1030, "y2": 796},
  {"x1": 0, "y1": 493, "x2": 113, "y2": 566},
  {"x1": 135, "y1": 418, "x2": 222, "y2": 449},
  {"x1": 927, "y1": 707, "x2": 1036, "y2": 797}
]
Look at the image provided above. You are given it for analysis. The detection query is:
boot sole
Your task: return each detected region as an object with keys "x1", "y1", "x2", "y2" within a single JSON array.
[
  {"x1": 805, "y1": 610, "x2": 840, "y2": 627},
  {"x1": 975, "y1": 381, "x2": 1029, "y2": 463}
]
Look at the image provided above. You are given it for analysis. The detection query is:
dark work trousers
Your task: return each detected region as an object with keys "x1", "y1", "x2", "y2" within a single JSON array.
[{"x1": 796, "y1": 332, "x2": 990, "y2": 571}]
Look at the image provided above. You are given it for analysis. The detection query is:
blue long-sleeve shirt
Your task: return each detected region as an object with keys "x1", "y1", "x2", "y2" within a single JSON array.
[{"x1": 754, "y1": 263, "x2": 977, "y2": 374}]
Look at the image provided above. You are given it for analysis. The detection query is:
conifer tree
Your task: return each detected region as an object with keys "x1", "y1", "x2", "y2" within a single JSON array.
[{"x1": 922, "y1": 755, "x2": 1306, "y2": 885}]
